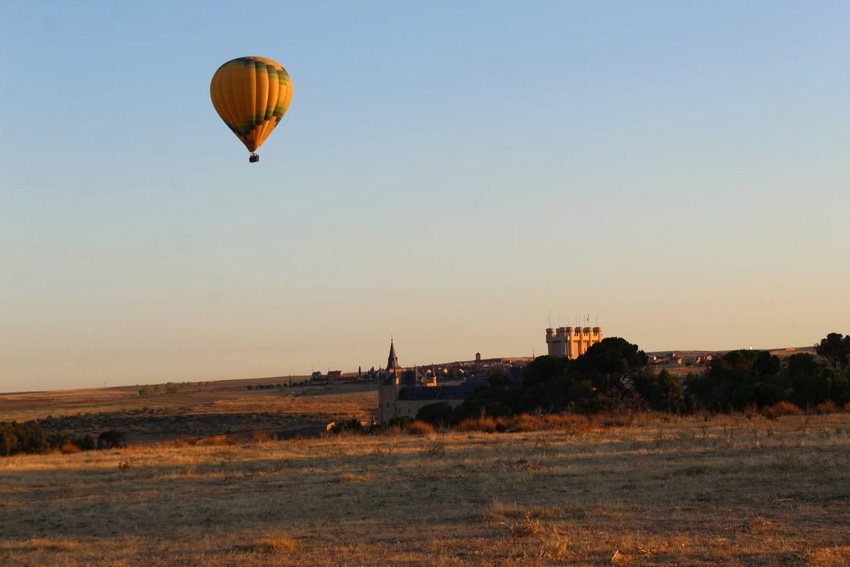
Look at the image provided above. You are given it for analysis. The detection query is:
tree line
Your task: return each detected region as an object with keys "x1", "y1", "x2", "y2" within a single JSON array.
[
  {"x1": 0, "y1": 422, "x2": 125, "y2": 456},
  {"x1": 413, "y1": 332, "x2": 850, "y2": 427}
]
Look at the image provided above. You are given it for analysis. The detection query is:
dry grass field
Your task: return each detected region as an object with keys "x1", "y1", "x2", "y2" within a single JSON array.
[
  {"x1": 0, "y1": 382, "x2": 377, "y2": 443},
  {"x1": 2, "y1": 409, "x2": 849, "y2": 566}
]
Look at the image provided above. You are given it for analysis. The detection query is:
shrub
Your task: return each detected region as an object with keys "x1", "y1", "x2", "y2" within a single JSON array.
[
  {"x1": 80, "y1": 434, "x2": 96, "y2": 451},
  {"x1": 541, "y1": 413, "x2": 584, "y2": 431},
  {"x1": 330, "y1": 419, "x2": 364, "y2": 435},
  {"x1": 454, "y1": 415, "x2": 510, "y2": 433},
  {"x1": 138, "y1": 384, "x2": 162, "y2": 397},
  {"x1": 762, "y1": 401, "x2": 802, "y2": 419},
  {"x1": 97, "y1": 430, "x2": 126, "y2": 449},
  {"x1": 197, "y1": 435, "x2": 237, "y2": 446},
  {"x1": 813, "y1": 400, "x2": 840, "y2": 415},
  {"x1": 249, "y1": 429, "x2": 272, "y2": 443},
  {"x1": 59, "y1": 442, "x2": 80, "y2": 455},
  {"x1": 511, "y1": 414, "x2": 545, "y2": 432},
  {"x1": 415, "y1": 402, "x2": 459, "y2": 427},
  {"x1": 405, "y1": 420, "x2": 434, "y2": 436}
]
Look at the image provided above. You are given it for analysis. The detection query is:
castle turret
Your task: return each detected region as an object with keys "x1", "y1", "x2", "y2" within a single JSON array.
[{"x1": 545, "y1": 322, "x2": 603, "y2": 359}]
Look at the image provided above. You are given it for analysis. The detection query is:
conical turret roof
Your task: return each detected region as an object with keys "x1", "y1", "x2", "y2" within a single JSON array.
[{"x1": 387, "y1": 340, "x2": 400, "y2": 372}]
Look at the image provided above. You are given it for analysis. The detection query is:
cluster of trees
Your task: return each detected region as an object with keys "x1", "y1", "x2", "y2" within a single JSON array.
[
  {"x1": 687, "y1": 332, "x2": 849, "y2": 411},
  {"x1": 0, "y1": 422, "x2": 126, "y2": 456},
  {"x1": 138, "y1": 383, "x2": 179, "y2": 396},
  {"x1": 414, "y1": 337, "x2": 688, "y2": 427},
  {"x1": 413, "y1": 332, "x2": 850, "y2": 427}
]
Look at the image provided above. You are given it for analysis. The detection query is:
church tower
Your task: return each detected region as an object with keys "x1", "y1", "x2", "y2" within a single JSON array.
[
  {"x1": 386, "y1": 340, "x2": 400, "y2": 383},
  {"x1": 379, "y1": 340, "x2": 402, "y2": 423}
]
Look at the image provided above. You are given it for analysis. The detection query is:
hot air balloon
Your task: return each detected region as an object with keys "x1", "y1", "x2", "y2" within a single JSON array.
[{"x1": 210, "y1": 56, "x2": 292, "y2": 163}]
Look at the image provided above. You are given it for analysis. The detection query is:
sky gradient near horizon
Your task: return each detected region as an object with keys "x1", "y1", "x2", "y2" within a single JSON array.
[{"x1": 2, "y1": 1, "x2": 849, "y2": 393}]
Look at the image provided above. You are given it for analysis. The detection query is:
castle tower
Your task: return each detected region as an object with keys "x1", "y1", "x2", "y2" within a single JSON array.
[{"x1": 546, "y1": 324, "x2": 603, "y2": 359}]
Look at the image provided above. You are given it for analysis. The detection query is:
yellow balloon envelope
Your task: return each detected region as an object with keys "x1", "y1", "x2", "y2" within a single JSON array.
[{"x1": 210, "y1": 57, "x2": 292, "y2": 161}]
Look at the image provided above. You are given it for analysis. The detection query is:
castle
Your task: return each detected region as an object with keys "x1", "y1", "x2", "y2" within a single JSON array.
[
  {"x1": 377, "y1": 341, "x2": 505, "y2": 424},
  {"x1": 377, "y1": 325, "x2": 602, "y2": 424},
  {"x1": 545, "y1": 326, "x2": 603, "y2": 358}
]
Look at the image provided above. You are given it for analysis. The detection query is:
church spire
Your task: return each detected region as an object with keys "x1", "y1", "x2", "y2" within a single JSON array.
[{"x1": 387, "y1": 340, "x2": 400, "y2": 373}]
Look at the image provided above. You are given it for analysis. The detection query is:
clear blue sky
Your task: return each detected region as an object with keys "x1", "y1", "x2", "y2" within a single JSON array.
[{"x1": 2, "y1": 1, "x2": 848, "y2": 392}]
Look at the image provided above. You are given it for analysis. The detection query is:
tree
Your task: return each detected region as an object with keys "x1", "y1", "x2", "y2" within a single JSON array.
[
  {"x1": 0, "y1": 422, "x2": 49, "y2": 456},
  {"x1": 0, "y1": 425, "x2": 17, "y2": 456},
  {"x1": 516, "y1": 355, "x2": 572, "y2": 412},
  {"x1": 487, "y1": 370, "x2": 511, "y2": 390},
  {"x1": 570, "y1": 337, "x2": 649, "y2": 396},
  {"x1": 416, "y1": 403, "x2": 460, "y2": 427},
  {"x1": 815, "y1": 333, "x2": 850, "y2": 372},
  {"x1": 97, "y1": 430, "x2": 126, "y2": 449},
  {"x1": 687, "y1": 349, "x2": 784, "y2": 411},
  {"x1": 461, "y1": 380, "x2": 515, "y2": 418},
  {"x1": 521, "y1": 356, "x2": 571, "y2": 389},
  {"x1": 632, "y1": 368, "x2": 686, "y2": 412}
]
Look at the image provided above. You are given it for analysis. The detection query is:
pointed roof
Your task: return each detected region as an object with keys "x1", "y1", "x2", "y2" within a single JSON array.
[{"x1": 387, "y1": 340, "x2": 400, "y2": 372}]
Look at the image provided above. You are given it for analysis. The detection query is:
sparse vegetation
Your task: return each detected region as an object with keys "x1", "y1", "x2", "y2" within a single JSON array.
[{"x1": 1, "y1": 412, "x2": 847, "y2": 566}]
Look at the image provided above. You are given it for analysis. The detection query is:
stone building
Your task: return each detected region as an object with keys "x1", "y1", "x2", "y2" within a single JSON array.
[
  {"x1": 545, "y1": 326, "x2": 603, "y2": 359},
  {"x1": 378, "y1": 341, "x2": 479, "y2": 424}
]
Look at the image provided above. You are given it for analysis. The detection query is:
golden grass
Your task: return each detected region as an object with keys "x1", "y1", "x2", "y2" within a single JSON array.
[
  {"x1": 0, "y1": 383, "x2": 376, "y2": 445},
  {"x1": 1, "y1": 413, "x2": 849, "y2": 566}
]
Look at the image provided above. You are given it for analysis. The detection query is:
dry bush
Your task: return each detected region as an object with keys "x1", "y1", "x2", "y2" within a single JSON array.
[
  {"x1": 458, "y1": 416, "x2": 508, "y2": 433},
  {"x1": 813, "y1": 401, "x2": 840, "y2": 415},
  {"x1": 457, "y1": 417, "x2": 487, "y2": 432},
  {"x1": 196, "y1": 435, "x2": 237, "y2": 446},
  {"x1": 543, "y1": 413, "x2": 591, "y2": 432},
  {"x1": 743, "y1": 403, "x2": 761, "y2": 419},
  {"x1": 248, "y1": 429, "x2": 272, "y2": 443},
  {"x1": 59, "y1": 443, "x2": 80, "y2": 455},
  {"x1": 379, "y1": 424, "x2": 406, "y2": 437},
  {"x1": 762, "y1": 401, "x2": 803, "y2": 419},
  {"x1": 509, "y1": 512, "x2": 545, "y2": 539},
  {"x1": 539, "y1": 531, "x2": 570, "y2": 560},
  {"x1": 596, "y1": 410, "x2": 634, "y2": 428},
  {"x1": 405, "y1": 420, "x2": 434, "y2": 435},
  {"x1": 421, "y1": 439, "x2": 446, "y2": 459},
  {"x1": 511, "y1": 414, "x2": 544, "y2": 432}
]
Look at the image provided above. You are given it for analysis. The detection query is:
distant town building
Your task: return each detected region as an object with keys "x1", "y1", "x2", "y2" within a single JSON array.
[
  {"x1": 545, "y1": 326, "x2": 603, "y2": 359},
  {"x1": 378, "y1": 341, "x2": 440, "y2": 423},
  {"x1": 377, "y1": 342, "x2": 529, "y2": 424}
]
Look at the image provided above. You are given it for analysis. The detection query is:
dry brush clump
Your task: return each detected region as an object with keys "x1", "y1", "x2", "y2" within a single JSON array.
[
  {"x1": 404, "y1": 420, "x2": 434, "y2": 435},
  {"x1": 762, "y1": 400, "x2": 804, "y2": 418}
]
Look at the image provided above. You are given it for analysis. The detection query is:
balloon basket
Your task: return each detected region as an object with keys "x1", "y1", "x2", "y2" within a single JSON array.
[{"x1": 249, "y1": 153, "x2": 260, "y2": 163}]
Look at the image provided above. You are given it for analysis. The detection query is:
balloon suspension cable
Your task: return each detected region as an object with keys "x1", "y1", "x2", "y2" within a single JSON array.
[{"x1": 249, "y1": 153, "x2": 260, "y2": 163}]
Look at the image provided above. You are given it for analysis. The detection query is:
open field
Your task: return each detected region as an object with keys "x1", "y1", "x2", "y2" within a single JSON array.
[
  {"x1": 2, "y1": 411, "x2": 849, "y2": 566},
  {"x1": 0, "y1": 381, "x2": 377, "y2": 443}
]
